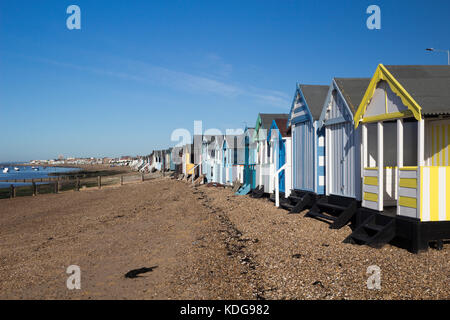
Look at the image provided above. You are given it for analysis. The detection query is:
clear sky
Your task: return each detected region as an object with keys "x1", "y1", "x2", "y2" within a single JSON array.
[{"x1": 0, "y1": 0, "x2": 449, "y2": 162}]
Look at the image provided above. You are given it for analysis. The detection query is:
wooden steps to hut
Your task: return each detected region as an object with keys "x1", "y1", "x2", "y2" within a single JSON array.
[
  {"x1": 306, "y1": 195, "x2": 357, "y2": 229},
  {"x1": 235, "y1": 184, "x2": 251, "y2": 195},
  {"x1": 273, "y1": 190, "x2": 316, "y2": 214},
  {"x1": 344, "y1": 212, "x2": 396, "y2": 248},
  {"x1": 250, "y1": 186, "x2": 265, "y2": 198}
]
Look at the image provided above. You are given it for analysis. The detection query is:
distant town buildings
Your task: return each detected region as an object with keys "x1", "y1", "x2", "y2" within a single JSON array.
[{"x1": 29, "y1": 155, "x2": 142, "y2": 166}]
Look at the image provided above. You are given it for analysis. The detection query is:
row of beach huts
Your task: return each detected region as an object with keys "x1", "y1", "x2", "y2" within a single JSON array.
[{"x1": 140, "y1": 64, "x2": 450, "y2": 253}]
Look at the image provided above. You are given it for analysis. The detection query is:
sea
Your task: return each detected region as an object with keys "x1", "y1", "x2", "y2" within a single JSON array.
[{"x1": 0, "y1": 164, "x2": 81, "y2": 188}]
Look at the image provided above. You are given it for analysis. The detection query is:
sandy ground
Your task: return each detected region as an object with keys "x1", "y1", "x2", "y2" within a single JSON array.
[{"x1": 0, "y1": 177, "x2": 449, "y2": 299}]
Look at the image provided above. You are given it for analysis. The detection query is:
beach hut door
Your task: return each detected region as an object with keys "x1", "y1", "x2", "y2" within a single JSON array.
[{"x1": 329, "y1": 123, "x2": 354, "y2": 198}]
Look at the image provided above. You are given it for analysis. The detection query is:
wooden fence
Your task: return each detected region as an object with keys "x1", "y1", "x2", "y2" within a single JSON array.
[{"x1": 0, "y1": 173, "x2": 155, "y2": 199}]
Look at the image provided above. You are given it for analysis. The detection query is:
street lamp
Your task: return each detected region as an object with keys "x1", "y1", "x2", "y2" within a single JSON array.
[{"x1": 426, "y1": 48, "x2": 450, "y2": 65}]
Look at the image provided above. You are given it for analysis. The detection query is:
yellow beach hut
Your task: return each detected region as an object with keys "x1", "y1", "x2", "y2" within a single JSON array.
[{"x1": 348, "y1": 64, "x2": 450, "y2": 252}]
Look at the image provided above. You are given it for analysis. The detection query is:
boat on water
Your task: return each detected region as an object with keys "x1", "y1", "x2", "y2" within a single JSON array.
[
  {"x1": 32, "y1": 166, "x2": 39, "y2": 171},
  {"x1": 14, "y1": 167, "x2": 20, "y2": 171},
  {"x1": 2, "y1": 167, "x2": 9, "y2": 173}
]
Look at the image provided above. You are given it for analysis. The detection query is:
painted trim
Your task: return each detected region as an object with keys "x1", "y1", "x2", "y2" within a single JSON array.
[
  {"x1": 289, "y1": 84, "x2": 314, "y2": 126},
  {"x1": 291, "y1": 115, "x2": 310, "y2": 125},
  {"x1": 318, "y1": 79, "x2": 355, "y2": 130},
  {"x1": 324, "y1": 116, "x2": 348, "y2": 126},
  {"x1": 354, "y1": 64, "x2": 422, "y2": 128},
  {"x1": 361, "y1": 111, "x2": 413, "y2": 123}
]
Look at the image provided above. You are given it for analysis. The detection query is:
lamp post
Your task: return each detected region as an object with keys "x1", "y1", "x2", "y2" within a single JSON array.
[{"x1": 426, "y1": 48, "x2": 450, "y2": 65}]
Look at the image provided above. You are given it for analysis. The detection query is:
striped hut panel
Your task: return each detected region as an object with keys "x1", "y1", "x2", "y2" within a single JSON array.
[
  {"x1": 316, "y1": 129, "x2": 325, "y2": 195},
  {"x1": 420, "y1": 166, "x2": 450, "y2": 222},
  {"x1": 398, "y1": 167, "x2": 419, "y2": 219},
  {"x1": 429, "y1": 122, "x2": 450, "y2": 166},
  {"x1": 291, "y1": 102, "x2": 308, "y2": 121},
  {"x1": 362, "y1": 168, "x2": 379, "y2": 211}
]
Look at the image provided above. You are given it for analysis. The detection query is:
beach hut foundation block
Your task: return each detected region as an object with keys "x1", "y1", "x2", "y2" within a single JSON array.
[{"x1": 307, "y1": 195, "x2": 358, "y2": 229}]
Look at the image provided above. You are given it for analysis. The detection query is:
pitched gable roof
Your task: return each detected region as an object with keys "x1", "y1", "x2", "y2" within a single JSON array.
[
  {"x1": 334, "y1": 78, "x2": 371, "y2": 114},
  {"x1": 273, "y1": 118, "x2": 290, "y2": 137},
  {"x1": 385, "y1": 65, "x2": 450, "y2": 115},
  {"x1": 299, "y1": 85, "x2": 329, "y2": 120},
  {"x1": 259, "y1": 113, "x2": 289, "y2": 130}
]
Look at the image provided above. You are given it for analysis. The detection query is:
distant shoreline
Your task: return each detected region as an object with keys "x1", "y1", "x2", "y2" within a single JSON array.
[{"x1": 1, "y1": 163, "x2": 132, "y2": 181}]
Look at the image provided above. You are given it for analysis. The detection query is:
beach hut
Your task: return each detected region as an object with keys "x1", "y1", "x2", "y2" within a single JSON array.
[
  {"x1": 220, "y1": 133, "x2": 245, "y2": 186},
  {"x1": 346, "y1": 64, "x2": 450, "y2": 252},
  {"x1": 236, "y1": 127, "x2": 256, "y2": 195},
  {"x1": 253, "y1": 113, "x2": 289, "y2": 197},
  {"x1": 200, "y1": 135, "x2": 222, "y2": 183},
  {"x1": 306, "y1": 78, "x2": 371, "y2": 228},
  {"x1": 281, "y1": 84, "x2": 329, "y2": 213},
  {"x1": 232, "y1": 132, "x2": 246, "y2": 185},
  {"x1": 220, "y1": 138, "x2": 230, "y2": 185},
  {"x1": 268, "y1": 118, "x2": 292, "y2": 201},
  {"x1": 172, "y1": 146, "x2": 184, "y2": 175},
  {"x1": 211, "y1": 136, "x2": 224, "y2": 183},
  {"x1": 201, "y1": 136, "x2": 212, "y2": 182},
  {"x1": 182, "y1": 144, "x2": 195, "y2": 177},
  {"x1": 167, "y1": 148, "x2": 175, "y2": 171}
]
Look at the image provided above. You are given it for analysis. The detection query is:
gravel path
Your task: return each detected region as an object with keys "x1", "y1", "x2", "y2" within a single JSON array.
[
  {"x1": 0, "y1": 177, "x2": 448, "y2": 299},
  {"x1": 197, "y1": 184, "x2": 450, "y2": 299}
]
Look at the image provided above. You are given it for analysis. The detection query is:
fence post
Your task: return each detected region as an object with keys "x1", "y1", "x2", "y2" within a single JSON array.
[
  {"x1": 54, "y1": 181, "x2": 58, "y2": 194},
  {"x1": 76, "y1": 177, "x2": 80, "y2": 191},
  {"x1": 32, "y1": 181, "x2": 36, "y2": 196},
  {"x1": 141, "y1": 173, "x2": 144, "y2": 182},
  {"x1": 98, "y1": 176, "x2": 101, "y2": 189},
  {"x1": 120, "y1": 175, "x2": 123, "y2": 185},
  {"x1": 10, "y1": 184, "x2": 14, "y2": 199}
]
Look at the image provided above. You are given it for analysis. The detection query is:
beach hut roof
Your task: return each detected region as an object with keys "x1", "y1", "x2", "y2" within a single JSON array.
[
  {"x1": 298, "y1": 85, "x2": 329, "y2": 120},
  {"x1": 255, "y1": 114, "x2": 289, "y2": 142},
  {"x1": 354, "y1": 65, "x2": 450, "y2": 128},
  {"x1": 384, "y1": 65, "x2": 450, "y2": 116},
  {"x1": 267, "y1": 118, "x2": 290, "y2": 142},
  {"x1": 258, "y1": 114, "x2": 289, "y2": 131},
  {"x1": 334, "y1": 78, "x2": 372, "y2": 114},
  {"x1": 273, "y1": 118, "x2": 290, "y2": 137}
]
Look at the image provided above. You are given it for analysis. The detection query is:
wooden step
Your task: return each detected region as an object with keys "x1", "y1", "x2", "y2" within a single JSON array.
[
  {"x1": 280, "y1": 202, "x2": 294, "y2": 210},
  {"x1": 364, "y1": 222, "x2": 384, "y2": 232},
  {"x1": 307, "y1": 210, "x2": 337, "y2": 222},
  {"x1": 344, "y1": 213, "x2": 396, "y2": 248},
  {"x1": 350, "y1": 232, "x2": 372, "y2": 243},
  {"x1": 306, "y1": 197, "x2": 357, "y2": 229},
  {"x1": 316, "y1": 201, "x2": 347, "y2": 212}
]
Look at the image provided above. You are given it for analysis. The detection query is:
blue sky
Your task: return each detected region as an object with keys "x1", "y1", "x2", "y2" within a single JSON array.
[{"x1": 0, "y1": 0, "x2": 449, "y2": 161}]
